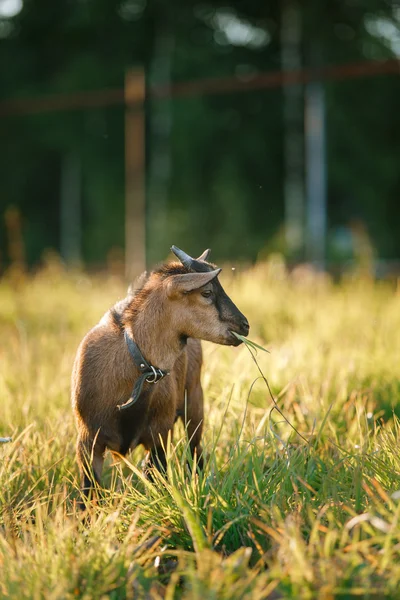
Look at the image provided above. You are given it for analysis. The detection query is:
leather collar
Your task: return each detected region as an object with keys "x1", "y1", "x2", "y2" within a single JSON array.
[{"x1": 117, "y1": 330, "x2": 169, "y2": 411}]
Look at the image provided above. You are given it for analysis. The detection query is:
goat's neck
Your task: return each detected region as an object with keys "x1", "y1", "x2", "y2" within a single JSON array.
[{"x1": 126, "y1": 296, "x2": 183, "y2": 371}]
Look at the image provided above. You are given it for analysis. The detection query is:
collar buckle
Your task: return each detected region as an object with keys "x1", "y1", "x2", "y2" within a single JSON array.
[{"x1": 145, "y1": 365, "x2": 167, "y2": 384}]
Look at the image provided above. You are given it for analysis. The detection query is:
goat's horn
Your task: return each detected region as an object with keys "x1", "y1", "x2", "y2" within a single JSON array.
[
  {"x1": 171, "y1": 246, "x2": 194, "y2": 269},
  {"x1": 197, "y1": 249, "x2": 211, "y2": 262}
]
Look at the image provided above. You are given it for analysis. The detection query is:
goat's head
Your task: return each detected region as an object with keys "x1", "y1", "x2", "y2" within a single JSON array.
[{"x1": 151, "y1": 246, "x2": 249, "y2": 346}]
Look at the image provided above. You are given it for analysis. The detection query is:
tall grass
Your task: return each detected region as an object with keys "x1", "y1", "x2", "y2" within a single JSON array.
[{"x1": 1, "y1": 257, "x2": 400, "y2": 598}]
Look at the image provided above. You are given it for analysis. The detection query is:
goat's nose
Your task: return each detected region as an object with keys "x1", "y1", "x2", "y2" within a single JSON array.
[{"x1": 241, "y1": 317, "x2": 250, "y2": 333}]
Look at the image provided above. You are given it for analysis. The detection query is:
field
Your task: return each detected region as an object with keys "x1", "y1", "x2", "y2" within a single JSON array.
[{"x1": 1, "y1": 257, "x2": 400, "y2": 599}]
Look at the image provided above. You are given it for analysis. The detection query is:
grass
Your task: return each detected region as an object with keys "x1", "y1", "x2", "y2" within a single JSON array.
[{"x1": 1, "y1": 256, "x2": 400, "y2": 598}]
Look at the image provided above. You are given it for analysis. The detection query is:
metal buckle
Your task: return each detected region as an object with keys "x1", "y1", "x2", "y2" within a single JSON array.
[{"x1": 146, "y1": 366, "x2": 162, "y2": 384}]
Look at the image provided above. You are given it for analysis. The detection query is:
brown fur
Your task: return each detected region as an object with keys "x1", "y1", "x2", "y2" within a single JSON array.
[{"x1": 72, "y1": 258, "x2": 249, "y2": 502}]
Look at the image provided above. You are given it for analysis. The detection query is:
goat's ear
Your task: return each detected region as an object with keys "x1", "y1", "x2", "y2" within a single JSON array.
[
  {"x1": 166, "y1": 269, "x2": 221, "y2": 296},
  {"x1": 127, "y1": 271, "x2": 148, "y2": 297},
  {"x1": 197, "y1": 248, "x2": 211, "y2": 262}
]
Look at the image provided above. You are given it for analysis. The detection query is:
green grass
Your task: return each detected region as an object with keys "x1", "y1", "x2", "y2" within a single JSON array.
[{"x1": 1, "y1": 257, "x2": 400, "y2": 598}]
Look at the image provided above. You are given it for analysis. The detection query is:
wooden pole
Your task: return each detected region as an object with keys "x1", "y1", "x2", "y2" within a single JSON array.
[{"x1": 125, "y1": 68, "x2": 146, "y2": 281}]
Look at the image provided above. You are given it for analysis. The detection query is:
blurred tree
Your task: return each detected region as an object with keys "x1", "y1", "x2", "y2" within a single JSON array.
[{"x1": 0, "y1": 0, "x2": 399, "y2": 268}]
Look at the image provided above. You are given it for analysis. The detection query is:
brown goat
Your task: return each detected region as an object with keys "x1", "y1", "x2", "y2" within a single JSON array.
[{"x1": 72, "y1": 246, "x2": 249, "y2": 502}]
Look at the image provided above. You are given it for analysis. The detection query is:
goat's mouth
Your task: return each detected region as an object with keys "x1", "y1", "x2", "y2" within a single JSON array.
[
  {"x1": 229, "y1": 332, "x2": 244, "y2": 346},
  {"x1": 228, "y1": 326, "x2": 249, "y2": 346}
]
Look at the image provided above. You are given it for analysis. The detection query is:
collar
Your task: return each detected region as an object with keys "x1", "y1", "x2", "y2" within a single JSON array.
[{"x1": 117, "y1": 330, "x2": 170, "y2": 411}]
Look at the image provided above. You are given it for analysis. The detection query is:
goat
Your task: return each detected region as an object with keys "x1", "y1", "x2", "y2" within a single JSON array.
[{"x1": 72, "y1": 246, "x2": 249, "y2": 502}]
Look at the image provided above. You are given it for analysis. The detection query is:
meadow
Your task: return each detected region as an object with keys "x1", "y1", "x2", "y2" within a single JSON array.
[{"x1": 1, "y1": 256, "x2": 400, "y2": 599}]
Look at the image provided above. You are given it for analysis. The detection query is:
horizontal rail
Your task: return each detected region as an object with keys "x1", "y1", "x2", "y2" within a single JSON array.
[
  {"x1": 0, "y1": 58, "x2": 398, "y2": 117},
  {"x1": 152, "y1": 58, "x2": 399, "y2": 99}
]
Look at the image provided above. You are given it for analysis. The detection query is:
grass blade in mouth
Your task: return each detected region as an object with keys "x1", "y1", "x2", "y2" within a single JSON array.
[{"x1": 231, "y1": 331, "x2": 270, "y2": 354}]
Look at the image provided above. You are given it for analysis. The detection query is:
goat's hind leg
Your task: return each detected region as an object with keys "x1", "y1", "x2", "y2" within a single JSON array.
[{"x1": 76, "y1": 435, "x2": 105, "y2": 509}]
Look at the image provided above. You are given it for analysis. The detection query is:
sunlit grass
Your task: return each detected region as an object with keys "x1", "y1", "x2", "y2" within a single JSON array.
[{"x1": 1, "y1": 257, "x2": 400, "y2": 597}]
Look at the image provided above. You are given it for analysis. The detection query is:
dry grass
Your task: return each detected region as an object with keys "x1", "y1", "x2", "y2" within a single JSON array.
[{"x1": 1, "y1": 256, "x2": 400, "y2": 598}]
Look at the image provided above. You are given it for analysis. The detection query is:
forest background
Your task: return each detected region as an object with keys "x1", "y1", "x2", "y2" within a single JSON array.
[{"x1": 0, "y1": 0, "x2": 399, "y2": 270}]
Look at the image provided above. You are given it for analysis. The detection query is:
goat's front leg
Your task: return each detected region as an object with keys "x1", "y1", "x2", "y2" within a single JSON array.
[
  {"x1": 143, "y1": 423, "x2": 174, "y2": 480},
  {"x1": 76, "y1": 434, "x2": 105, "y2": 508},
  {"x1": 148, "y1": 445, "x2": 168, "y2": 474},
  {"x1": 184, "y1": 382, "x2": 204, "y2": 471}
]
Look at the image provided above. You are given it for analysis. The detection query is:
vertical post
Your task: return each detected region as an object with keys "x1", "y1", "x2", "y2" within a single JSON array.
[
  {"x1": 281, "y1": 0, "x2": 304, "y2": 259},
  {"x1": 60, "y1": 152, "x2": 81, "y2": 266},
  {"x1": 125, "y1": 67, "x2": 146, "y2": 280},
  {"x1": 305, "y1": 80, "x2": 327, "y2": 268}
]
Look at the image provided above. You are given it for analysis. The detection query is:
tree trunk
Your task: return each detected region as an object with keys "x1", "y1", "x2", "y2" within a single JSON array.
[
  {"x1": 305, "y1": 48, "x2": 327, "y2": 268},
  {"x1": 147, "y1": 22, "x2": 174, "y2": 264},
  {"x1": 281, "y1": 0, "x2": 304, "y2": 260},
  {"x1": 60, "y1": 152, "x2": 81, "y2": 266}
]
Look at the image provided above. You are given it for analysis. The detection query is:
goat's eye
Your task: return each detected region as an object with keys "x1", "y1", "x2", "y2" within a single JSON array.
[{"x1": 201, "y1": 290, "x2": 213, "y2": 299}]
